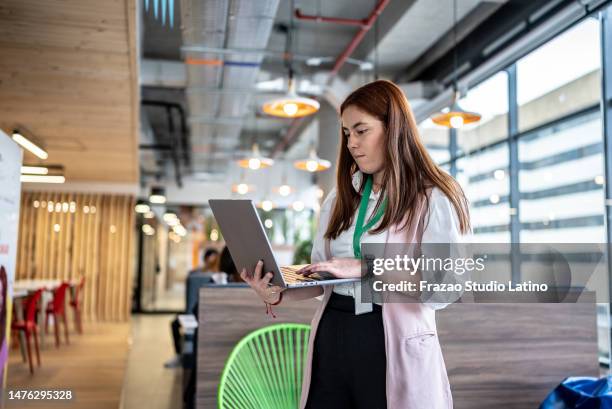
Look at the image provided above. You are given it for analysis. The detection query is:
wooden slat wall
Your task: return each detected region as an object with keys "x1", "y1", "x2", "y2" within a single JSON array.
[{"x1": 16, "y1": 191, "x2": 135, "y2": 321}]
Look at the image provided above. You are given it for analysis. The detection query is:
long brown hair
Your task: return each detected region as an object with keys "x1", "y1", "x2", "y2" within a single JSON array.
[{"x1": 325, "y1": 80, "x2": 470, "y2": 239}]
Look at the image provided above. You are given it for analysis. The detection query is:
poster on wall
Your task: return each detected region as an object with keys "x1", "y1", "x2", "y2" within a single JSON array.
[{"x1": 0, "y1": 130, "x2": 23, "y2": 395}]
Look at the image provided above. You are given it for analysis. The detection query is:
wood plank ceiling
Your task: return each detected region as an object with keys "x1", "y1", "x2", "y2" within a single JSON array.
[{"x1": 0, "y1": 0, "x2": 139, "y2": 183}]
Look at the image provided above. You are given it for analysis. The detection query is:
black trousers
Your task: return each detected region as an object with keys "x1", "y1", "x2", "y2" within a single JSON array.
[
  {"x1": 305, "y1": 293, "x2": 387, "y2": 409},
  {"x1": 171, "y1": 317, "x2": 181, "y2": 355}
]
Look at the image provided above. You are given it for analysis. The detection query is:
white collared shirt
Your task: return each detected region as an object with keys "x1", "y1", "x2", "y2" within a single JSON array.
[{"x1": 311, "y1": 171, "x2": 466, "y2": 309}]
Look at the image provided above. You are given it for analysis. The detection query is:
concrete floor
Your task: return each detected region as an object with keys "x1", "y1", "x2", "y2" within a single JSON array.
[
  {"x1": 151, "y1": 283, "x2": 185, "y2": 312},
  {"x1": 7, "y1": 321, "x2": 131, "y2": 409},
  {"x1": 121, "y1": 314, "x2": 182, "y2": 409}
]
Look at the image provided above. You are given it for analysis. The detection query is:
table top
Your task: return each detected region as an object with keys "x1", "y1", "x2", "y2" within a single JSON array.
[
  {"x1": 12, "y1": 289, "x2": 29, "y2": 299},
  {"x1": 14, "y1": 279, "x2": 77, "y2": 292}
]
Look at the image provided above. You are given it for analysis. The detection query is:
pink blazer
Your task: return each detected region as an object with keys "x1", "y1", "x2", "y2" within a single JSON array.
[{"x1": 299, "y1": 193, "x2": 453, "y2": 409}]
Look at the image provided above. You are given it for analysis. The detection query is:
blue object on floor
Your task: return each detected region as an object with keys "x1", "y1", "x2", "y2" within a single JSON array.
[{"x1": 540, "y1": 376, "x2": 612, "y2": 408}]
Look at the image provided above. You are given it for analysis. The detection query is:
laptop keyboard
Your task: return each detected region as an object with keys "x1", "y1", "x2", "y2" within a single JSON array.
[{"x1": 280, "y1": 265, "x2": 323, "y2": 283}]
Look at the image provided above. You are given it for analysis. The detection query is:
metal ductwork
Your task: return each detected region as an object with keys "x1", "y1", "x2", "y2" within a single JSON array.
[
  {"x1": 139, "y1": 114, "x2": 161, "y2": 181},
  {"x1": 141, "y1": 59, "x2": 187, "y2": 88},
  {"x1": 180, "y1": 0, "x2": 280, "y2": 175}
]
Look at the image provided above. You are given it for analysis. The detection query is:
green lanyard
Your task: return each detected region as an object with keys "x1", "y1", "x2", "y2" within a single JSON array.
[{"x1": 353, "y1": 175, "x2": 386, "y2": 258}]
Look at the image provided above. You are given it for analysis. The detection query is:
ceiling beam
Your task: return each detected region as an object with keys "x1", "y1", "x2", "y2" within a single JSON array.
[
  {"x1": 397, "y1": 0, "x2": 577, "y2": 84},
  {"x1": 394, "y1": 1, "x2": 504, "y2": 83}
]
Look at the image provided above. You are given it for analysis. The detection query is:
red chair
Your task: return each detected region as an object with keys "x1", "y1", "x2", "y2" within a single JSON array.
[
  {"x1": 11, "y1": 289, "x2": 43, "y2": 374},
  {"x1": 45, "y1": 282, "x2": 70, "y2": 348},
  {"x1": 69, "y1": 276, "x2": 85, "y2": 334}
]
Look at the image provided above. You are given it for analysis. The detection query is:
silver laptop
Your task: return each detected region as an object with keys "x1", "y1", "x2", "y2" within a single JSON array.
[{"x1": 209, "y1": 199, "x2": 359, "y2": 288}]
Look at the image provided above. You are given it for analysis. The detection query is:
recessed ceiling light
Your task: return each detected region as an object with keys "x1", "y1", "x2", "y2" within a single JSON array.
[
  {"x1": 20, "y1": 175, "x2": 65, "y2": 184},
  {"x1": 21, "y1": 166, "x2": 48, "y2": 175},
  {"x1": 12, "y1": 131, "x2": 48, "y2": 160}
]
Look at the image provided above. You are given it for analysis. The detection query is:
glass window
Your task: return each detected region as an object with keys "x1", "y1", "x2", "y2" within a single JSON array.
[
  {"x1": 457, "y1": 71, "x2": 509, "y2": 153},
  {"x1": 518, "y1": 109, "x2": 604, "y2": 242},
  {"x1": 445, "y1": 72, "x2": 511, "y2": 243},
  {"x1": 419, "y1": 119, "x2": 450, "y2": 165},
  {"x1": 430, "y1": 15, "x2": 607, "y2": 363},
  {"x1": 456, "y1": 143, "x2": 510, "y2": 243},
  {"x1": 517, "y1": 18, "x2": 601, "y2": 131}
]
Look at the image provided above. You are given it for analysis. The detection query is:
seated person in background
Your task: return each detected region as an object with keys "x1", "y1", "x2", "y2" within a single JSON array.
[
  {"x1": 189, "y1": 248, "x2": 219, "y2": 275},
  {"x1": 219, "y1": 246, "x2": 242, "y2": 283},
  {"x1": 164, "y1": 248, "x2": 219, "y2": 369},
  {"x1": 189, "y1": 248, "x2": 229, "y2": 284}
]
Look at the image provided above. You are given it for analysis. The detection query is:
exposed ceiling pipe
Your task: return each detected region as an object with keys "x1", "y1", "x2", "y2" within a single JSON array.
[
  {"x1": 295, "y1": 0, "x2": 390, "y2": 79},
  {"x1": 180, "y1": 0, "x2": 281, "y2": 175},
  {"x1": 139, "y1": 114, "x2": 163, "y2": 179},
  {"x1": 166, "y1": 104, "x2": 182, "y2": 188},
  {"x1": 142, "y1": 100, "x2": 191, "y2": 187},
  {"x1": 180, "y1": 45, "x2": 373, "y2": 68},
  {"x1": 141, "y1": 59, "x2": 186, "y2": 88},
  {"x1": 139, "y1": 144, "x2": 174, "y2": 150},
  {"x1": 330, "y1": 0, "x2": 389, "y2": 78},
  {"x1": 270, "y1": 115, "x2": 311, "y2": 158},
  {"x1": 294, "y1": 8, "x2": 368, "y2": 27},
  {"x1": 272, "y1": 1, "x2": 389, "y2": 156},
  {"x1": 142, "y1": 100, "x2": 190, "y2": 167}
]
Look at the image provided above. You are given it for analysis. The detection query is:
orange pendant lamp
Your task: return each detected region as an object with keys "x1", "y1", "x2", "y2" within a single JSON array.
[
  {"x1": 232, "y1": 167, "x2": 255, "y2": 195},
  {"x1": 431, "y1": 90, "x2": 481, "y2": 129},
  {"x1": 238, "y1": 143, "x2": 274, "y2": 170},
  {"x1": 262, "y1": 75, "x2": 319, "y2": 118},
  {"x1": 294, "y1": 147, "x2": 331, "y2": 173},
  {"x1": 431, "y1": 0, "x2": 480, "y2": 129}
]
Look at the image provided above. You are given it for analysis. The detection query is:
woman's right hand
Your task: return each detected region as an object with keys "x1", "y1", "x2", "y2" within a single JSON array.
[{"x1": 240, "y1": 260, "x2": 284, "y2": 304}]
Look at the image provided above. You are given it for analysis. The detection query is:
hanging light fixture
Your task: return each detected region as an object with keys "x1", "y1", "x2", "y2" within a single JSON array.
[
  {"x1": 20, "y1": 175, "x2": 65, "y2": 184},
  {"x1": 262, "y1": 4, "x2": 319, "y2": 119},
  {"x1": 12, "y1": 130, "x2": 48, "y2": 160},
  {"x1": 274, "y1": 168, "x2": 293, "y2": 196},
  {"x1": 431, "y1": 0, "x2": 481, "y2": 129},
  {"x1": 231, "y1": 183, "x2": 254, "y2": 195},
  {"x1": 259, "y1": 200, "x2": 275, "y2": 212},
  {"x1": 431, "y1": 90, "x2": 481, "y2": 129},
  {"x1": 134, "y1": 200, "x2": 151, "y2": 214},
  {"x1": 21, "y1": 166, "x2": 48, "y2": 175},
  {"x1": 292, "y1": 201, "x2": 305, "y2": 212},
  {"x1": 149, "y1": 186, "x2": 167, "y2": 204},
  {"x1": 237, "y1": 144, "x2": 274, "y2": 170},
  {"x1": 294, "y1": 147, "x2": 331, "y2": 173},
  {"x1": 262, "y1": 75, "x2": 320, "y2": 118},
  {"x1": 20, "y1": 163, "x2": 65, "y2": 183},
  {"x1": 163, "y1": 211, "x2": 180, "y2": 225},
  {"x1": 232, "y1": 168, "x2": 255, "y2": 195}
]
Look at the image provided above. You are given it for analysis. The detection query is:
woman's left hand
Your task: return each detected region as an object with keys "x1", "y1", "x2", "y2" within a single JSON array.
[{"x1": 298, "y1": 258, "x2": 362, "y2": 279}]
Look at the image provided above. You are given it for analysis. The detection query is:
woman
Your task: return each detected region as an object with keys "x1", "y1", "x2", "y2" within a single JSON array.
[{"x1": 240, "y1": 80, "x2": 470, "y2": 409}]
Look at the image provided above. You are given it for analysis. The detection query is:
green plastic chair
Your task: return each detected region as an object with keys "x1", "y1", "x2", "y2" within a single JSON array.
[{"x1": 218, "y1": 323, "x2": 311, "y2": 409}]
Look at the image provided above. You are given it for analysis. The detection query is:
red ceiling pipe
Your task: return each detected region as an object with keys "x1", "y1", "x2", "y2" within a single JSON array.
[
  {"x1": 273, "y1": 2, "x2": 389, "y2": 157},
  {"x1": 270, "y1": 115, "x2": 308, "y2": 158},
  {"x1": 295, "y1": 0, "x2": 390, "y2": 78},
  {"x1": 330, "y1": 0, "x2": 390, "y2": 78}
]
